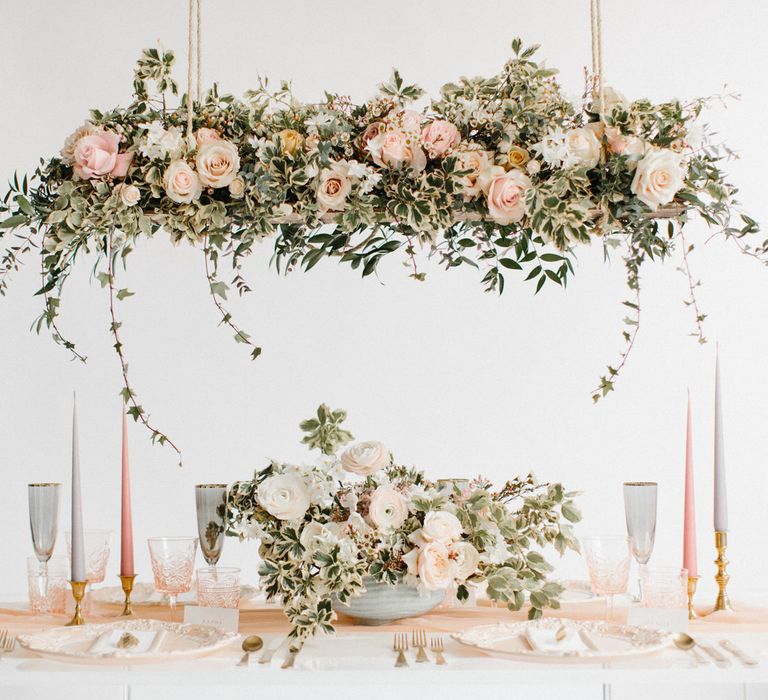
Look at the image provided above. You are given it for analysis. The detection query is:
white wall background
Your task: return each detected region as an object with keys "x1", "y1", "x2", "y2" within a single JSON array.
[{"x1": 0, "y1": 0, "x2": 765, "y2": 603}]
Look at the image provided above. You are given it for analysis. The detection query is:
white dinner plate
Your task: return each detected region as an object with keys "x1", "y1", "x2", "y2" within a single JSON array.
[
  {"x1": 18, "y1": 619, "x2": 237, "y2": 665},
  {"x1": 90, "y1": 583, "x2": 260, "y2": 607},
  {"x1": 453, "y1": 618, "x2": 672, "y2": 664}
]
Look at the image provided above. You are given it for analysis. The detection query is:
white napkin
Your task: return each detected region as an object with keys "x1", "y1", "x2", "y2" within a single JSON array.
[
  {"x1": 86, "y1": 629, "x2": 165, "y2": 656},
  {"x1": 524, "y1": 625, "x2": 594, "y2": 656}
]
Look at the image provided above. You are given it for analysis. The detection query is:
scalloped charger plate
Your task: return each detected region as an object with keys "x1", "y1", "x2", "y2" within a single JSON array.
[
  {"x1": 18, "y1": 619, "x2": 237, "y2": 665},
  {"x1": 452, "y1": 618, "x2": 672, "y2": 664}
]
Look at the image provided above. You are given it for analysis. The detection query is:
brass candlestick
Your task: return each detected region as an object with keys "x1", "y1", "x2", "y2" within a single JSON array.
[
  {"x1": 686, "y1": 576, "x2": 699, "y2": 620},
  {"x1": 119, "y1": 574, "x2": 137, "y2": 617},
  {"x1": 713, "y1": 530, "x2": 733, "y2": 612},
  {"x1": 66, "y1": 581, "x2": 87, "y2": 626}
]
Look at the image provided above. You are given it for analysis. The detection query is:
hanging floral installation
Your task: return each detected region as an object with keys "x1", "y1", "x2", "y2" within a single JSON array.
[{"x1": 0, "y1": 38, "x2": 763, "y2": 463}]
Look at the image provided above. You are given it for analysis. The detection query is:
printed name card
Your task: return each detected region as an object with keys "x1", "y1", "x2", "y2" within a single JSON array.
[
  {"x1": 183, "y1": 605, "x2": 239, "y2": 633},
  {"x1": 626, "y1": 606, "x2": 688, "y2": 633}
]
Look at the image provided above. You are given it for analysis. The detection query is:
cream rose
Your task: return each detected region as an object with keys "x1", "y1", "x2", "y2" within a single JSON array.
[
  {"x1": 368, "y1": 485, "x2": 408, "y2": 531},
  {"x1": 421, "y1": 510, "x2": 463, "y2": 544},
  {"x1": 257, "y1": 473, "x2": 311, "y2": 521},
  {"x1": 455, "y1": 148, "x2": 493, "y2": 199},
  {"x1": 340, "y1": 441, "x2": 390, "y2": 476},
  {"x1": 565, "y1": 127, "x2": 601, "y2": 169},
  {"x1": 421, "y1": 119, "x2": 461, "y2": 158},
  {"x1": 196, "y1": 140, "x2": 240, "y2": 188},
  {"x1": 163, "y1": 160, "x2": 202, "y2": 204},
  {"x1": 277, "y1": 129, "x2": 303, "y2": 156},
  {"x1": 195, "y1": 128, "x2": 222, "y2": 146},
  {"x1": 368, "y1": 130, "x2": 426, "y2": 173},
  {"x1": 316, "y1": 162, "x2": 352, "y2": 212},
  {"x1": 449, "y1": 541, "x2": 480, "y2": 580},
  {"x1": 631, "y1": 148, "x2": 685, "y2": 210},
  {"x1": 403, "y1": 541, "x2": 457, "y2": 591},
  {"x1": 228, "y1": 176, "x2": 245, "y2": 199},
  {"x1": 486, "y1": 169, "x2": 531, "y2": 225},
  {"x1": 115, "y1": 183, "x2": 140, "y2": 207}
]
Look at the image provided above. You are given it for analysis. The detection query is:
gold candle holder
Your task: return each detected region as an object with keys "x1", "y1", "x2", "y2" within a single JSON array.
[
  {"x1": 713, "y1": 530, "x2": 733, "y2": 612},
  {"x1": 119, "y1": 574, "x2": 137, "y2": 617},
  {"x1": 687, "y1": 576, "x2": 699, "y2": 620},
  {"x1": 66, "y1": 580, "x2": 87, "y2": 626}
]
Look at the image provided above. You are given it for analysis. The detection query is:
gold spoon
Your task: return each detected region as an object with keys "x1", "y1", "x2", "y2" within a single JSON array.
[
  {"x1": 237, "y1": 635, "x2": 263, "y2": 667},
  {"x1": 672, "y1": 633, "x2": 708, "y2": 665}
]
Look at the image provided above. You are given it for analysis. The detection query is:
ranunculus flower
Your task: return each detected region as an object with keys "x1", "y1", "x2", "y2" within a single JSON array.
[
  {"x1": 503, "y1": 145, "x2": 530, "y2": 170},
  {"x1": 421, "y1": 120, "x2": 461, "y2": 158},
  {"x1": 368, "y1": 485, "x2": 408, "y2": 531},
  {"x1": 565, "y1": 127, "x2": 601, "y2": 169},
  {"x1": 72, "y1": 129, "x2": 133, "y2": 180},
  {"x1": 316, "y1": 162, "x2": 352, "y2": 212},
  {"x1": 228, "y1": 176, "x2": 245, "y2": 199},
  {"x1": 196, "y1": 140, "x2": 240, "y2": 188},
  {"x1": 367, "y1": 131, "x2": 426, "y2": 173},
  {"x1": 486, "y1": 169, "x2": 531, "y2": 225},
  {"x1": 631, "y1": 148, "x2": 685, "y2": 210},
  {"x1": 421, "y1": 510, "x2": 463, "y2": 544},
  {"x1": 455, "y1": 148, "x2": 493, "y2": 199},
  {"x1": 340, "y1": 441, "x2": 390, "y2": 476},
  {"x1": 60, "y1": 122, "x2": 99, "y2": 164},
  {"x1": 277, "y1": 129, "x2": 304, "y2": 157},
  {"x1": 299, "y1": 521, "x2": 337, "y2": 554},
  {"x1": 449, "y1": 541, "x2": 480, "y2": 580},
  {"x1": 163, "y1": 160, "x2": 202, "y2": 204},
  {"x1": 257, "y1": 473, "x2": 311, "y2": 521},
  {"x1": 403, "y1": 541, "x2": 458, "y2": 591},
  {"x1": 195, "y1": 127, "x2": 222, "y2": 146},
  {"x1": 115, "y1": 183, "x2": 140, "y2": 207}
]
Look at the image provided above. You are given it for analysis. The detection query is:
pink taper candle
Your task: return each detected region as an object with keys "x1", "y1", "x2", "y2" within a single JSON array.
[
  {"x1": 120, "y1": 407, "x2": 135, "y2": 577},
  {"x1": 682, "y1": 391, "x2": 698, "y2": 578}
]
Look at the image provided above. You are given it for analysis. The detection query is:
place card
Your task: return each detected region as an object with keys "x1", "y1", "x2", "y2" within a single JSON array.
[
  {"x1": 626, "y1": 606, "x2": 688, "y2": 633},
  {"x1": 183, "y1": 605, "x2": 239, "y2": 633}
]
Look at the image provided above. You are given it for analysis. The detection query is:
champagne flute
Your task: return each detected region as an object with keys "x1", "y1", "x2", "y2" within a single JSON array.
[
  {"x1": 195, "y1": 484, "x2": 228, "y2": 567},
  {"x1": 148, "y1": 537, "x2": 198, "y2": 622},
  {"x1": 28, "y1": 483, "x2": 61, "y2": 602},
  {"x1": 623, "y1": 482, "x2": 658, "y2": 601}
]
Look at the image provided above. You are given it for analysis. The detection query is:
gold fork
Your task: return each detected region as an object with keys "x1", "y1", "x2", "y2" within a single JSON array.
[
  {"x1": 393, "y1": 632, "x2": 409, "y2": 667},
  {"x1": 0, "y1": 630, "x2": 16, "y2": 661},
  {"x1": 411, "y1": 628, "x2": 428, "y2": 663},
  {"x1": 430, "y1": 636, "x2": 446, "y2": 665}
]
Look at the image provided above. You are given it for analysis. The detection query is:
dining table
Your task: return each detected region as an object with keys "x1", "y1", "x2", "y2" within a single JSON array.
[{"x1": 1, "y1": 595, "x2": 767, "y2": 700}]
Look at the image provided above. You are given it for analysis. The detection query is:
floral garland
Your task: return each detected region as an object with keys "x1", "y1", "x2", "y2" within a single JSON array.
[
  {"x1": 0, "y1": 40, "x2": 762, "y2": 461},
  {"x1": 226, "y1": 404, "x2": 581, "y2": 648}
]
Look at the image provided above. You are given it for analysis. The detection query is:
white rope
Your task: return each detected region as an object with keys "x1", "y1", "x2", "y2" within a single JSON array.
[
  {"x1": 589, "y1": 0, "x2": 606, "y2": 118},
  {"x1": 187, "y1": 0, "x2": 195, "y2": 137},
  {"x1": 196, "y1": 0, "x2": 202, "y2": 101}
]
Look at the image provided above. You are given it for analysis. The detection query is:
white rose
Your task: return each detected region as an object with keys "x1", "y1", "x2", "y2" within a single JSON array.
[
  {"x1": 368, "y1": 486, "x2": 408, "y2": 531},
  {"x1": 196, "y1": 140, "x2": 240, "y2": 188},
  {"x1": 600, "y1": 86, "x2": 628, "y2": 118},
  {"x1": 163, "y1": 160, "x2": 202, "y2": 204},
  {"x1": 228, "y1": 176, "x2": 245, "y2": 199},
  {"x1": 299, "y1": 521, "x2": 336, "y2": 555},
  {"x1": 257, "y1": 473, "x2": 311, "y2": 521},
  {"x1": 115, "y1": 183, "x2": 140, "y2": 207},
  {"x1": 404, "y1": 542, "x2": 457, "y2": 591},
  {"x1": 565, "y1": 127, "x2": 601, "y2": 169},
  {"x1": 340, "y1": 441, "x2": 390, "y2": 476},
  {"x1": 449, "y1": 541, "x2": 480, "y2": 580},
  {"x1": 317, "y1": 162, "x2": 352, "y2": 212},
  {"x1": 421, "y1": 510, "x2": 463, "y2": 544},
  {"x1": 631, "y1": 148, "x2": 685, "y2": 210}
]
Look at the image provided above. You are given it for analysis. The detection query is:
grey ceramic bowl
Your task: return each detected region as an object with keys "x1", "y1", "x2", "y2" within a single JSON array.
[{"x1": 332, "y1": 577, "x2": 444, "y2": 625}]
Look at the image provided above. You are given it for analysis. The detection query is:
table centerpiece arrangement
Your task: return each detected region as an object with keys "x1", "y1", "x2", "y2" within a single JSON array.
[{"x1": 226, "y1": 404, "x2": 580, "y2": 649}]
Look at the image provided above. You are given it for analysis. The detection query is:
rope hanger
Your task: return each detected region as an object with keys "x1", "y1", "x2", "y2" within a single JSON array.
[
  {"x1": 589, "y1": 0, "x2": 606, "y2": 117},
  {"x1": 186, "y1": 0, "x2": 201, "y2": 137}
]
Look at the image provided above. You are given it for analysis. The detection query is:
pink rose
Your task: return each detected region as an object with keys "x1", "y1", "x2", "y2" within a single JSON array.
[
  {"x1": 402, "y1": 541, "x2": 457, "y2": 591},
  {"x1": 195, "y1": 128, "x2": 222, "y2": 146},
  {"x1": 368, "y1": 130, "x2": 426, "y2": 173},
  {"x1": 421, "y1": 120, "x2": 461, "y2": 158},
  {"x1": 360, "y1": 122, "x2": 384, "y2": 152},
  {"x1": 316, "y1": 162, "x2": 352, "y2": 212},
  {"x1": 486, "y1": 170, "x2": 531, "y2": 225},
  {"x1": 72, "y1": 129, "x2": 133, "y2": 180}
]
